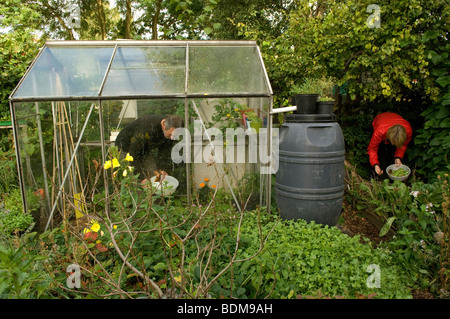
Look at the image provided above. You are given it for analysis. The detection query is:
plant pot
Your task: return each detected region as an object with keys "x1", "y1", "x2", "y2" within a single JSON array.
[
  {"x1": 294, "y1": 94, "x2": 318, "y2": 114},
  {"x1": 110, "y1": 130, "x2": 120, "y2": 142},
  {"x1": 249, "y1": 120, "x2": 263, "y2": 133},
  {"x1": 239, "y1": 109, "x2": 253, "y2": 125},
  {"x1": 316, "y1": 101, "x2": 334, "y2": 114}
]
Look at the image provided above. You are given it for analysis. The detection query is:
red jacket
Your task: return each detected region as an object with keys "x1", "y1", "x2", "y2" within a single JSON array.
[{"x1": 367, "y1": 112, "x2": 413, "y2": 167}]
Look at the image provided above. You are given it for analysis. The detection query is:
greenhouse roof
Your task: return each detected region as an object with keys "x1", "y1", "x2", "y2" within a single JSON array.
[{"x1": 10, "y1": 40, "x2": 272, "y2": 102}]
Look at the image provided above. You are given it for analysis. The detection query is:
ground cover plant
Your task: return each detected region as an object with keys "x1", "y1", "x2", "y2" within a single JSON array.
[{"x1": 214, "y1": 211, "x2": 414, "y2": 299}]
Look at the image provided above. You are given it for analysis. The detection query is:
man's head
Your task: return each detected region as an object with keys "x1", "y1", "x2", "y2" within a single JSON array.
[
  {"x1": 161, "y1": 115, "x2": 183, "y2": 139},
  {"x1": 387, "y1": 124, "x2": 407, "y2": 148}
]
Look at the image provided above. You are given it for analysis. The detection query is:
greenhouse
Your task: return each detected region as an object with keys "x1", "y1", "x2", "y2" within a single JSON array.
[{"x1": 9, "y1": 40, "x2": 275, "y2": 231}]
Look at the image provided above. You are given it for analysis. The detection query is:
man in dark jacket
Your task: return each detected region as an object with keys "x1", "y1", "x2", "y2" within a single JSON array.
[{"x1": 115, "y1": 114, "x2": 183, "y2": 179}]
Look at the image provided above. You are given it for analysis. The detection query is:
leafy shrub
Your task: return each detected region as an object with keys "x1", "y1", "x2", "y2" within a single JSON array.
[
  {"x1": 346, "y1": 171, "x2": 449, "y2": 296},
  {"x1": 0, "y1": 233, "x2": 50, "y2": 298},
  {"x1": 216, "y1": 211, "x2": 413, "y2": 299},
  {"x1": 0, "y1": 188, "x2": 38, "y2": 237},
  {"x1": 382, "y1": 174, "x2": 449, "y2": 294},
  {"x1": 0, "y1": 134, "x2": 18, "y2": 193},
  {"x1": 339, "y1": 113, "x2": 373, "y2": 179},
  {"x1": 411, "y1": 32, "x2": 450, "y2": 181}
]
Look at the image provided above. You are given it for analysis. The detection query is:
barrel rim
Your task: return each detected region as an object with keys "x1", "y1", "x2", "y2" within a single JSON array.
[{"x1": 284, "y1": 113, "x2": 336, "y2": 123}]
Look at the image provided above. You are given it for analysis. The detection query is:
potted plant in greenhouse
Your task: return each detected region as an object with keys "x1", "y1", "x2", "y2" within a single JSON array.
[
  {"x1": 246, "y1": 111, "x2": 262, "y2": 132},
  {"x1": 291, "y1": 78, "x2": 322, "y2": 114},
  {"x1": 238, "y1": 105, "x2": 254, "y2": 126}
]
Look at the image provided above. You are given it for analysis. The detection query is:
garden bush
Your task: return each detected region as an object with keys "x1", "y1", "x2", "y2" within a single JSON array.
[
  {"x1": 0, "y1": 232, "x2": 50, "y2": 298},
  {"x1": 216, "y1": 211, "x2": 413, "y2": 299},
  {"x1": 346, "y1": 171, "x2": 450, "y2": 297},
  {"x1": 0, "y1": 188, "x2": 38, "y2": 237}
]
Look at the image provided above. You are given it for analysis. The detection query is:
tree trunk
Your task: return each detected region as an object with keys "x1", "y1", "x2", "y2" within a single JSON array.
[
  {"x1": 152, "y1": 0, "x2": 162, "y2": 40},
  {"x1": 96, "y1": 0, "x2": 107, "y2": 40},
  {"x1": 125, "y1": 0, "x2": 132, "y2": 38}
]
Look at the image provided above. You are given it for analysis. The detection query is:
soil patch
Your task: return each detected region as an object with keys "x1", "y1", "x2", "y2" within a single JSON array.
[{"x1": 338, "y1": 202, "x2": 388, "y2": 246}]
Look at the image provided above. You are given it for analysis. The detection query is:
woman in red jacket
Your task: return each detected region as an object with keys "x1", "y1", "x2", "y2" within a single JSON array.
[{"x1": 367, "y1": 112, "x2": 413, "y2": 175}]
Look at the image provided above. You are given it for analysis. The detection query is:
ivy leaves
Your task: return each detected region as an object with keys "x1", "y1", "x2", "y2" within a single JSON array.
[{"x1": 411, "y1": 29, "x2": 450, "y2": 178}]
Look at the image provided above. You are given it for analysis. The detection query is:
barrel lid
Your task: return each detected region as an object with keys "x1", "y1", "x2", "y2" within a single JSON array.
[{"x1": 285, "y1": 113, "x2": 336, "y2": 123}]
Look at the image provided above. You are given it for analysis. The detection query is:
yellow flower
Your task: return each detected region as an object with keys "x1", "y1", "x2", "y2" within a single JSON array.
[
  {"x1": 125, "y1": 153, "x2": 134, "y2": 162},
  {"x1": 90, "y1": 221, "x2": 100, "y2": 232},
  {"x1": 123, "y1": 169, "x2": 127, "y2": 177},
  {"x1": 112, "y1": 158, "x2": 120, "y2": 168},
  {"x1": 104, "y1": 158, "x2": 120, "y2": 169},
  {"x1": 174, "y1": 275, "x2": 181, "y2": 283},
  {"x1": 103, "y1": 160, "x2": 112, "y2": 170},
  {"x1": 113, "y1": 225, "x2": 118, "y2": 229},
  {"x1": 226, "y1": 113, "x2": 231, "y2": 117}
]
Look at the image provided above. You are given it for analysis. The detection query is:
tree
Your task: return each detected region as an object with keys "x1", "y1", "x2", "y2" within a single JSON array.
[
  {"x1": 232, "y1": 0, "x2": 447, "y2": 110},
  {"x1": 0, "y1": 31, "x2": 43, "y2": 120}
]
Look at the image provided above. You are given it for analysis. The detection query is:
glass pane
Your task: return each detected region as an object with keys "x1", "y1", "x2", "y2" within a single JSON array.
[
  {"x1": 188, "y1": 46, "x2": 269, "y2": 95},
  {"x1": 13, "y1": 47, "x2": 114, "y2": 99},
  {"x1": 102, "y1": 47, "x2": 186, "y2": 96},
  {"x1": 102, "y1": 98, "x2": 187, "y2": 192},
  {"x1": 13, "y1": 102, "x2": 53, "y2": 224},
  {"x1": 187, "y1": 97, "x2": 271, "y2": 210},
  {"x1": 13, "y1": 101, "x2": 101, "y2": 226}
]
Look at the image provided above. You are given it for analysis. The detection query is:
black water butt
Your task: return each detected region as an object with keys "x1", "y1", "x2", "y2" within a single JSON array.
[{"x1": 275, "y1": 113, "x2": 345, "y2": 226}]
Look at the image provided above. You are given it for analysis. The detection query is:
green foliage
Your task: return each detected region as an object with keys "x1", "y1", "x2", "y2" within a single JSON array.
[
  {"x1": 340, "y1": 113, "x2": 373, "y2": 179},
  {"x1": 291, "y1": 77, "x2": 336, "y2": 98},
  {"x1": 291, "y1": 77, "x2": 323, "y2": 95},
  {"x1": 0, "y1": 233, "x2": 50, "y2": 298},
  {"x1": 349, "y1": 174, "x2": 449, "y2": 293},
  {"x1": 0, "y1": 133, "x2": 19, "y2": 193},
  {"x1": 0, "y1": 188, "x2": 38, "y2": 237},
  {"x1": 358, "y1": 180, "x2": 413, "y2": 235},
  {"x1": 382, "y1": 175, "x2": 448, "y2": 293},
  {"x1": 0, "y1": 31, "x2": 42, "y2": 119},
  {"x1": 218, "y1": 212, "x2": 412, "y2": 299},
  {"x1": 161, "y1": 0, "x2": 221, "y2": 39},
  {"x1": 412, "y1": 31, "x2": 450, "y2": 179},
  {"x1": 207, "y1": 99, "x2": 249, "y2": 134}
]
